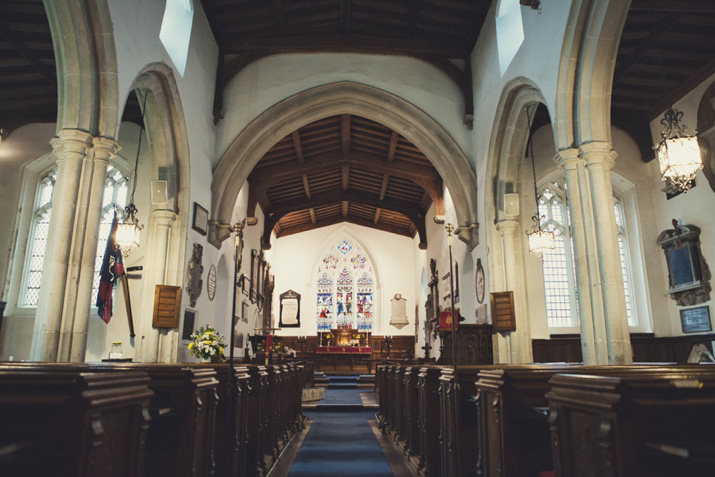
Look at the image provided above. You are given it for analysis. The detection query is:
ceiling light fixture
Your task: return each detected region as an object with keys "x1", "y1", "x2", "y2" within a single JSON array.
[
  {"x1": 525, "y1": 107, "x2": 554, "y2": 256},
  {"x1": 116, "y1": 93, "x2": 147, "y2": 256},
  {"x1": 650, "y1": 2, "x2": 702, "y2": 192}
]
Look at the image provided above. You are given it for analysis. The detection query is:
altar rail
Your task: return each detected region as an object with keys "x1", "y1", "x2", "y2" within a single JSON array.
[
  {"x1": 376, "y1": 363, "x2": 715, "y2": 477},
  {"x1": 0, "y1": 362, "x2": 304, "y2": 477}
]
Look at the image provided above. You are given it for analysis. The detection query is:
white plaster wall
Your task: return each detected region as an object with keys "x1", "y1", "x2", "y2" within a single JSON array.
[
  {"x1": 647, "y1": 72, "x2": 715, "y2": 337},
  {"x1": 470, "y1": 1, "x2": 575, "y2": 295},
  {"x1": 215, "y1": 53, "x2": 472, "y2": 165},
  {"x1": 85, "y1": 122, "x2": 152, "y2": 362},
  {"x1": 104, "y1": 0, "x2": 219, "y2": 361},
  {"x1": 0, "y1": 124, "x2": 56, "y2": 302},
  {"x1": 267, "y1": 222, "x2": 417, "y2": 340}
]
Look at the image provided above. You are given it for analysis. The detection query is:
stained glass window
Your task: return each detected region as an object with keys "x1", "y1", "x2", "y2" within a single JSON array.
[
  {"x1": 22, "y1": 169, "x2": 56, "y2": 306},
  {"x1": 336, "y1": 268, "x2": 353, "y2": 329},
  {"x1": 316, "y1": 239, "x2": 375, "y2": 332},
  {"x1": 351, "y1": 253, "x2": 367, "y2": 269},
  {"x1": 337, "y1": 239, "x2": 353, "y2": 255},
  {"x1": 317, "y1": 274, "x2": 333, "y2": 331},
  {"x1": 323, "y1": 254, "x2": 339, "y2": 269},
  {"x1": 356, "y1": 274, "x2": 373, "y2": 331}
]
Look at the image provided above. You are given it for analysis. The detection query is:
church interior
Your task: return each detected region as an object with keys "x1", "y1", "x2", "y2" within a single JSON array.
[{"x1": 1, "y1": 0, "x2": 715, "y2": 475}]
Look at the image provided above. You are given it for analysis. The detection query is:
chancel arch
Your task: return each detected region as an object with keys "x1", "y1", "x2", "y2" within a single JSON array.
[{"x1": 210, "y1": 81, "x2": 478, "y2": 249}]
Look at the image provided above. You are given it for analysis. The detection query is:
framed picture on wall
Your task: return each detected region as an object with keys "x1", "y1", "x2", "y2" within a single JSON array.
[
  {"x1": 242, "y1": 301, "x2": 249, "y2": 323},
  {"x1": 192, "y1": 203, "x2": 208, "y2": 235},
  {"x1": 182, "y1": 309, "x2": 197, "y2": 340}
]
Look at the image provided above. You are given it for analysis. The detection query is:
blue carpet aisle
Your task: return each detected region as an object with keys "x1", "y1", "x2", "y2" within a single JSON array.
[
  {"x1": 287, "y1": 409, "x2": 394, "y2": 476},
  {"x1": 284, "y1": 376, "x2": 399, "y2": 476}
]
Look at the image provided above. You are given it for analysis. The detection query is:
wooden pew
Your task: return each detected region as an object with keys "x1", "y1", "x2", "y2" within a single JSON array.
[
  {"x1": 197, "y1": 363, "x2": 251, "y2": 477},
  {"x1": 401, "y1": 365, "x2": 421, "y2": 461},
  {"x1": 476, "y1": 364, "x2": 715, "y2": 477},
  {"x1": 119, "y1": 364, "x2": 219, "y2": 477},
  {"x1": 439, "y1": 366, "x2": 482, "y2": 477},
  {"x1": 0, "y1": 364, "x2": 153, "y2": 477},
  {"x1": 417, "y1": 365, "x2": 444, "y2": 477},
  {"x1": 547, "y1": 368, "x2": 715, "y2": 477},
  {"x1": 244, "y1": 365, "x2": 269, "y2": 476}
]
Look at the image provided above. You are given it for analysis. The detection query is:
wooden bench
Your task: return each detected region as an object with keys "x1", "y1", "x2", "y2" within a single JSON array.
[
  {"x1": 547, "y1": 367, "x2": 715, "y2": 477},
  {"x1": 0, "y1": 364, "x2": 153, "y2": 476}
]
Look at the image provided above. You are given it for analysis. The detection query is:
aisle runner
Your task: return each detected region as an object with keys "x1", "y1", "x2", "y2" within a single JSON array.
[{"x1": 288, "y1": 410, "x2": 393, "y2": 476}]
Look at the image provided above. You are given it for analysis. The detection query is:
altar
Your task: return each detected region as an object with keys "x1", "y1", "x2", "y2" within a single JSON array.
[{"x1": 316, "y1": 329, "x2": 372, "y2": 370}]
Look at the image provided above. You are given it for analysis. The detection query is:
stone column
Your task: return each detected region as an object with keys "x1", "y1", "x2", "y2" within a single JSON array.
[
  {"x1": 31, "y1": 129, "x2": 93, "y2": 361},
  {"x1": 580, "y1": 142, "x2": 631, "y2": 364},
  {"x1": 494, "y1": 219, "x2": 533, "y2": 364},
  {"x1": 138, "y1": 209, "x2": 177, "y2": 362},
  {"x1": 68, "y1": 137, "x2": 121, "y2": 362},
  {"x1": 554, "y1": 148, "x2": 604, "y2": 365}
]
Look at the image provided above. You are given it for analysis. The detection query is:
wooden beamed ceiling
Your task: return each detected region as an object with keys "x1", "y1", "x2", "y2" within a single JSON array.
[{"x1": 249, "y1": 114, "x2": 438, "y2": 247}]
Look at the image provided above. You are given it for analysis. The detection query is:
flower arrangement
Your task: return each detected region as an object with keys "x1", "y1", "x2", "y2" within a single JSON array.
[{"x1": 188, "y1": 325, "x2": 226, "y2": 362}]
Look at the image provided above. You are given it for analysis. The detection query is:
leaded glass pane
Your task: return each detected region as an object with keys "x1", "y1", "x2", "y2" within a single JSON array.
[
  {"x1": 336, "y1": 268, "x2": 353, "y2": 329},
  {"x1": 317, "y1": 274, "x2": 333, "y2": 331},
  {"x1": 356, "y1": 273, "x2": 373, "y2": 331},
  {"x1": 542, "y1": 235, "x2": 572, "y2": 326},
  {"x1": 24, "y1": 208, "x2": 52, "y2": 306}
]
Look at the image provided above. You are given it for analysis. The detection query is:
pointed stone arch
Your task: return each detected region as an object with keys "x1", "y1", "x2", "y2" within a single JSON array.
[
  {"x1": 45, "y1": 0, "x2": 119, "y2": 137},
  {"x1": 484, "y1": 77, "x2": 549, "y2": 364},
  {"x1": 554, "y1": 0, "x2": 630, "y2": 149},
  {"x1": 211, "y1": 81, "x2": 478, "y2": 248},
  {"x1": 123, "y1": 63, "x2": 192, "y2": 362}
]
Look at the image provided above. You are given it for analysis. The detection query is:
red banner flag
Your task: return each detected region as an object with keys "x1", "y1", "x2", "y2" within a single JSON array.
[{"x1": 96, "y1": 213, "x2": 125, "y2": 323}]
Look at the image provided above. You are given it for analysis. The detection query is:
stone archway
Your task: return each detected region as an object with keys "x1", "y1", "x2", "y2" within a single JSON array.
[
  {"x1": 211, "y1": 81, "x2": 478, "y2": 249},
  {"x1": 125, "y1": 63, "x2": 192, "y2": 362},
  {"x1": 45, "y1": 0, "x2": 118, "y2": 137},
  {"x1": 484, "y1": 78, "x2": 548, "y2": 364}
]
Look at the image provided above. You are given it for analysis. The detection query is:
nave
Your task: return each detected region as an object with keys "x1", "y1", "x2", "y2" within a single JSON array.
[{"x1": 3, "y1": 359, "x2": 715, "y2": 476}]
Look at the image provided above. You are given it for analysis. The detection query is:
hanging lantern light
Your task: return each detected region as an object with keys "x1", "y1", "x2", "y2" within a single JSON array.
[
  {"x1": 115, "y1": 92, "x2": 146, "y2": 257},
  {"x1": 116, "y1": 202, "x2": 143, "y2": 257},
  {"x1": 647, "y1": 2, "x2": 701, "y2": 193},
  {"x1": 527, "y1": 215, "x2": 555, "y2": 256},
  {"x1": 654, "y1": 108, "x2": 702, "y2": 192},
  {"x1": 525, "y1": 107, "x2": 555, "y2": 256}
]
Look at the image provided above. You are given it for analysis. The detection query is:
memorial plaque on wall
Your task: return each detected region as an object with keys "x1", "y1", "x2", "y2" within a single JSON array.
[
  {"x1": 680, "y1": 306, "x2": 712, "y2": 333},
  {"x1": 491, "y1": 291, "x2": 516, "y2": 331},
  {"x1": 280, "y1": 290, "x2": 301, "y2": 327}
]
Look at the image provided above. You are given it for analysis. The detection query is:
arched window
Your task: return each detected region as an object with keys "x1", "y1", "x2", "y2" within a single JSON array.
[
  {"x1": 315, "y1": 239, "x2": 375, "y2": 332},
  {"x1": 613, "y1": 197, "x2": 636, "y2": 326},
  {"x1": 21, "y1": 169, "x2": 56, "y2": 306},
  {"x1": 91, "y1": 166, "x2": 129, "y2": 305},
  {"x1": 538, "y1": 183, "x2": 578, "y2": 327},
  {"x1": 539, "y1": 181, "x2": 638, "y2": 329}
]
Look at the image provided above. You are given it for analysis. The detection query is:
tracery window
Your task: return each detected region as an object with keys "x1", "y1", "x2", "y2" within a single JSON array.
[
  {"x1": 316, "y1": 239, "x2": 375, "y2": 331},
  {"x1": 538, "y1": 181, "x2": 637, "y2": 329},
  {"x1": 21, "y1": 169, "x2": 56, "y2": 306},
  {"x1": 538, "y1": 183, "x2": 578, "y2": 327},
  {"x1": 91, "y1": 167, "x2": 129, "y2": 306}
]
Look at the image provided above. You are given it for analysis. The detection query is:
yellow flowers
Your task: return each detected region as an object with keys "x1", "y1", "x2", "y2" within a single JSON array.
[{"x1": 188, "y1": 324, "x2": 226, "y2": 362}]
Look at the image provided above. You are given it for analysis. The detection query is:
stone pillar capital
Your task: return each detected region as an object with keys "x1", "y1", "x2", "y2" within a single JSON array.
[
  {"x1": 92, "y1": 137, "x2": 121, "y2": 164},
  {"x1": 495, "y1": 218, "x2": 519, "y2": 237},
  {"x1": 579, "y1": 141, "x2": 617, "y2": 171},
  {"x1": 153, "y1": 209, "x2": 177, "y2": 227},
  {"x1": 50, "y1": 129, "x2": 94, "y2": 161},
  {"x1": 553, "y1": 148, "x2": 580, "y2": 170}
]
